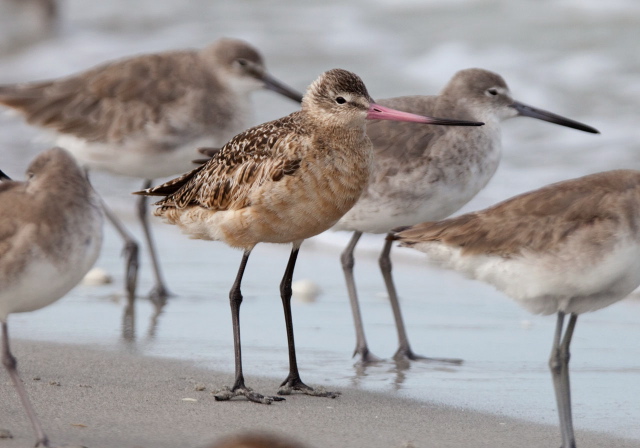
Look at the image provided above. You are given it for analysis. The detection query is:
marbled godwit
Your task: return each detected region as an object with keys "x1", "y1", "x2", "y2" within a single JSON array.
[
  {"x1": 332, "y1": 68, "x2": 599, "y2": 363},
  {"x1": 0, "y1": 37, "x2": 302, "y2": 303},
  {"x1": 0, "y1": 147, "x2": 103, "y2": 447},
  {"x1": 393, "y1": 169, "x2": 640, "y2": 448},
  {"x1": 136, "y1": 68, "x2": 483, "y2": 403}
]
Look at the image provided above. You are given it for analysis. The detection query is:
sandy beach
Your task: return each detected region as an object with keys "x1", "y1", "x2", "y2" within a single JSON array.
[
  {"x1": 1, "y1": 221, "x2": 638, "y2": 447},
  {"x1": 0, "y1": 339, "x2": 637, "y2": 448}
]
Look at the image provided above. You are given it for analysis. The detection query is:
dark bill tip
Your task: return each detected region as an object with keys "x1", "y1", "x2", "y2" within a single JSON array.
[
  {"x1": 197, "y1": 147, "x2": 222, "y2": 157},
  {"x1": 426, "y1": 118, "x2": 485, "y2": 127},
  {"x1": 511, "y1": 101, "x2": 600, "y2": 134}
]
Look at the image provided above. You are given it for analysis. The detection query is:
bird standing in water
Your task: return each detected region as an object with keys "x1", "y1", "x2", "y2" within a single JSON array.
[
  {"x1": 0, "y1": 37, "x2": 302, "y2": 304},
  {"x1": 0, "y1": 147, "x2": 103, "y2": 447},
  {"x1": 393, "y1": 169, "x2": 640, "y2": 448},
  {"x1": 136, "y1": 68, "x2": 483, "y2": 403},
  {"x1": 333, "y1": 68, "x2": 599, "y2": 364}
]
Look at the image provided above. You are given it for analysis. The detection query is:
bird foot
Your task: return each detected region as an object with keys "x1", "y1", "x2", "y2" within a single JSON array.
[
  {"x1": 34, "y1": 436, "x2": 51, "y2": 447},
  {"x1": 352, "y1": 346, "x2": 384, "y2": 365},
  {"x1": 213, "y1": 386, "x2": 285, "y2": 405},
  {"x1": 278, "y1": 378, "x2": 340, "y2": 398},
  {"x1": 393, "y1": 347, "x2": 463, "y2": 365},
  {"x1": 147, "y1": 284, "x2": 172, "y2": 307}
]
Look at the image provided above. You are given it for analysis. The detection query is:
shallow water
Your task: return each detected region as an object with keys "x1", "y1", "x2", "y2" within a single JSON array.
[
  {"x1": 2, "y1": 0, "x2": 640, "y2": 442},
  {"x1": 11, "y1": 224, "x2": 640, "y2": 441}
]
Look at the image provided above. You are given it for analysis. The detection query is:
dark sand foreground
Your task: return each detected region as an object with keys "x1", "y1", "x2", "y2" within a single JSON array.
[{"x1": 0, "y1": 340, "x2": 637, "y2": 448}]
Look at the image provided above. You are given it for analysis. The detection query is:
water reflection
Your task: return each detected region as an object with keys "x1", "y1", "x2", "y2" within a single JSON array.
[
  {"x1": 348, "y1": 354, "x2": 465, "y2": 393},
  {"x1": 146, "y1": 296, "x2": 167, "y2": 340},
  {"x1": 120, "y1": 293, "x2": 167, "y2": 342},
  {"x1": 121, "y1": 295, "x2": 136, "y2": 343}
]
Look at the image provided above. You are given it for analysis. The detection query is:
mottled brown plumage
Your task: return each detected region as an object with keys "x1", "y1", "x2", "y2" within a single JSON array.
[
  {"x1": 137, "y1": 69, "x2": 374, "y2": 250},
  {"x1": 149, "y1": 119, "x2": 303, "y2": 211}
]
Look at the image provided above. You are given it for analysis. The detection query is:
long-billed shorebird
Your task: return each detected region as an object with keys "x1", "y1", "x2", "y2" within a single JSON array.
[
  {"x1": 392, "y1": 170, "x2": 640, "y2": 448},
  {"x1": 332, "y1": 68, "x2": 599, "y2": 364},
  {"x1": 136, "y1": 68, "x2": 483, "y2": 404},
  {"x1": 0, "y1": 147, "x2": 103, "y2": 447},
  {"x1": 0, "y1": 37, "x2": 302, "y2": 303}
]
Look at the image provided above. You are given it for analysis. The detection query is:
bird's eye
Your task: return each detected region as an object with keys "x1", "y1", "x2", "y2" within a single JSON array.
[
  {"x1": 335, "y1": 96, "x2": 346, "y2": 104},
  {"x1": 237, "y1": 59, "x2": 248, "y2": 66},
  {"x1": 487, "y1": 88, "x2": 499, "y2": 96}
]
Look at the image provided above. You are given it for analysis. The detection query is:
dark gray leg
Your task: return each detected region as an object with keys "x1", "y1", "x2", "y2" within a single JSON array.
[
  {"x1": 381, "y1": 234, "x2": 463, "y2": 365},
  {"x1": 2, "y1": 322, "x2": 50, "y2": 447},
  {"x1": 549, "y1": 312, "x2": 578, "y2": 448},
  {"x1": 101, "y1": 200, "x2": 139, "y2": 340},
  {"x1": 101, "y1": 199, "x2": 139, "y2": 303},
  {"x1": 214, "y1": 250, "x2": 284, "y2": 404},
  {"x1": 137, "y1": 179, "x2": 171, "y2": 305},
  {"x1": 340, "y1": 231, "x2": 382, "y2": 364},
  {"x1": 278, "y1": 245, "x2": 339, "y2": 398}
]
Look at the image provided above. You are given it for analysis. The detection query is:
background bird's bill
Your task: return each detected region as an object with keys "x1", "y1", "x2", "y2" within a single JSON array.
[{"x1": 510, "y1": 101, "x2": 600, "y2": 134}]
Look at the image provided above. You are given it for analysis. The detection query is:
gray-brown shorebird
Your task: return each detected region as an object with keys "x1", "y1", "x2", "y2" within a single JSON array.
[
  {"x1": 393, "y1": 169, "x2": 640, "y2": 448},
  {"x1": 0, "y1": 147, "x2": 103, "y2": 447},
  {"x1": 332, "y1": 68, "x2": 599, "y2": 364},
  {"x1": 0, "y1": 37, "x2": 302, "y2": 304}
]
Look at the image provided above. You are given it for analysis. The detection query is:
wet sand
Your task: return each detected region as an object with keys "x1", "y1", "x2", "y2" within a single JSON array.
[{"x1": 1, "y1": 339, "x2": 637, "y2": 448}]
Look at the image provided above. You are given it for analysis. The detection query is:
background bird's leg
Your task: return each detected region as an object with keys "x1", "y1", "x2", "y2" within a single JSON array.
[
  {"x1": 137, "y1": 179, "x2": 171, "y2": 305},
  {"x1": 381, "y1": 234, "x2": 463, "y2": 365},
  {"x1": 2, "y1": 322, "x2": 50, "y2": 447},
  {"x1": 549, "y1": 312, "x2": 578, "y2": 448},
  {"x1": 100, "y1": 199, "x2": 139, "y2": 304},
  {"x1": 341, "y1": 231, "x2": 382, "y2": 364}
]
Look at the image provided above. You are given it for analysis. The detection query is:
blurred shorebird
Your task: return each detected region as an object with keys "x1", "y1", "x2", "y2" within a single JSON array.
[
  {"x1": 136, "y1": 68, "x2": 483, "y2": 403},
  {"x1": 0, "y1": 147, "x2": 103, "y2": 447},
  {"x1": 392, "y1": 169, "x2": 640, "y2": 448},
  {"x1": 331, "y1": 68, "x2": 599, "y2": 364},
  {"x1": 0, "y1": 0, "x2": 57, "y2": 53},
  {"x1": 208, "y1": 432, "x2": 306, "y2": 448},
  {"x1": 0, "y1": 37, "x2": 303, "y2": 304}
]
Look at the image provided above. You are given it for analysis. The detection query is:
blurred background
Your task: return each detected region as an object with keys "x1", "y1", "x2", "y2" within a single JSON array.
[{"x1": 1, "y1": 0, "x2": 639, "y2": 442}]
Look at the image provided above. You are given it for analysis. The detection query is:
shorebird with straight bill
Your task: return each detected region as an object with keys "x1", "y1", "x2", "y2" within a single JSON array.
[
  {"x1": 0, "y1": 37, "x2": 303, "y2": 304},
  {"x1": 135, "y1": 68, "x2": 483, "y2": 404},
  {"x1": 392, "y1": 170, "x2": 640, "y2": 448},
  {"x1": 0, "y1": 147, "x2": 103, "y2": 447},
  {"x1": 332, "y1": 68, "x2": 599, "y2": 364}
]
